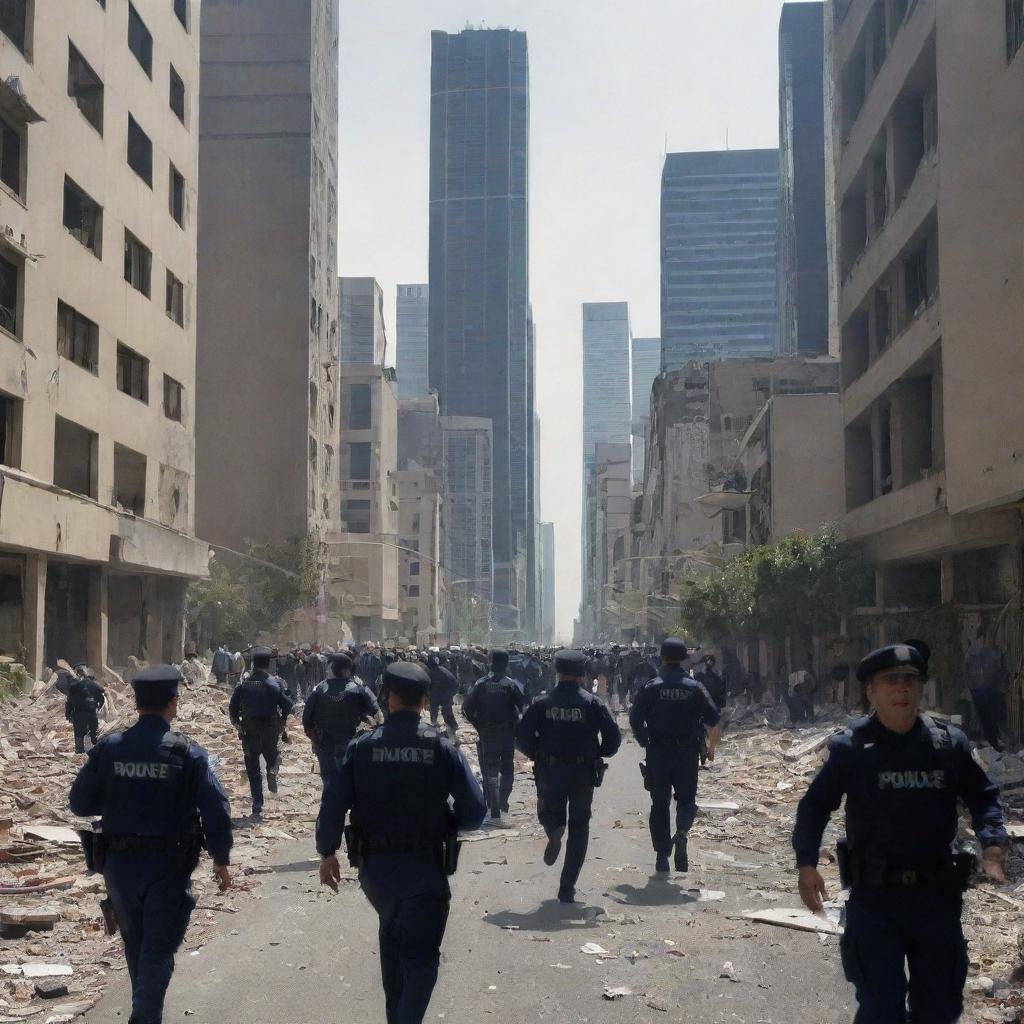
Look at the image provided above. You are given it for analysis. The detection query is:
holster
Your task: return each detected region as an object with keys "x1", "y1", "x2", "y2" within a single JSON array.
[
  {"x1": 178, "y1": 831, "x2": 204, "y2": 875},
  {"x1": 639, "y1": 760, "x2": 650, "y2": 792},
  {"x1": 593, "y1": 759, "x2": 608, "y2": 788},
  {"x1": 837, "y1": 838, "x2": 852, "y2": 889},
  {"x1": 343, "y1": 824, "x2": 365, "y2": 870},
  {"x1": 78, "y1": 828, "x2": 107, "y2": 873},
  {"x1": 99, "y1": 897, "x2": 118, "y2": 936},
  {"x1": 443, "y1": 820, "x2": 462, "y2": 877}
]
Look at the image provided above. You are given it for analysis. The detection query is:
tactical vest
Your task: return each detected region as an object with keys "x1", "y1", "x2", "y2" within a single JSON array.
[
  {"x1": 535, "y1": 688, "x2": 600, "y2": 761},
  {"x1": 237, "y1": 676, "x2": 280, "y2": 720},
  {"x1": 312, "y1": 681, "x2": 364, "y2": 746},
  {"x1": 646, "y1": 677, "x2": 707, "y2": 744},
  {"x1": 67, "y1": 681, "x2": 98, "y2": 713},
  {"x1": 474, "y1": 676, "x2": 519, "y2": 728}
]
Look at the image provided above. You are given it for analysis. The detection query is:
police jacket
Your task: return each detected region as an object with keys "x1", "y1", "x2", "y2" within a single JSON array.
[
  {"x1": 696, "y1": 668, "x2": 728, "y2": 709},
  {"x1": 211, "y1": 649, "x2": 232, "y2": 675},
  {"x1": 792, "y1": 713, "x2": 1008, "y2": 870},
  {"x1": 302, "y1": 676, "x2": 379, "y2": 750},
  {"x1": 516, "y1": 681, "x2": 621, "y2": 765},
  {"x1": 629, "y1": 665, "x2": 720, "y2": 748},
  {"x1": 69, "y1": 714, "x2": 233, "y2": 865},
  {"x1": 228, "y1": 670, "x2": 294, "y2": 725},
  {"x1": 315, "y1": 710, "x2": 486, "y2": 856},
  {"x1": 66, "y1": 677, "x2": 106, "y2": 717},
  {"x1": 428, "y1": 664, "x2": 459, "y2": 704},
  {"x1": 629, "y1": 658, "x2": 658, "y2": 690},
  {"x1": 463, "y1": 673, "x2": 527, "y2": 731}
]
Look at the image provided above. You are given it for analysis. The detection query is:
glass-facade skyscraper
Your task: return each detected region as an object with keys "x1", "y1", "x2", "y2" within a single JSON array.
[
  {"x1": 396, "y1": 284, "x2": 429, "y2": 397},
  {"x1": 661, "y1": 149, "x2": 780, "y2": 369},
  {"x1": 630, "y1": 337, "x2": 661, "y2": 485},
  {"x1": 428, "y1": 28, "x2": 531, "y2": 626},
  {"x1": 582, "y1": 302, "x2": 633, "y2": 473}
]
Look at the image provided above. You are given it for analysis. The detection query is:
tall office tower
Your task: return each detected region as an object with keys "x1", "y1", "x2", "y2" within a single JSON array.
[
  {"x1": 660, "y1": 150, "x2": 779, "y2": 369},
  {"x1": 582, "y1": 303, "x2": 633, "y2": 474},
  {"x1": 540, "y1": 522, "x2": 556, "y2": 646},
  {"x1": 340, "y1": 277, "x2": 387, "y2": 365},
  {"x1": 777, "y1": 2, "x2": 828, "y2": 355},
  {"x1": 197, "y1": 0, "x2": 339, "y2": 551},
  {"x1": 429, "y1": 27, "x2": 531, "y2": 625},
  {"x1": 524, "y1": 313, "x2": 538, "y2": 637},
  {"x1": 630, "y1": 337, "x2": 662, "y2": 485},
  {"x1": 396, "y1": 284, "x2": 429, "y2": 398}
]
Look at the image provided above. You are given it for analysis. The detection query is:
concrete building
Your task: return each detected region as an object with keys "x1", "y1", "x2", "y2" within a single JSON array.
[
  {"x1": 396, "y1": 469, "x2": 442, "y2": 644},
  {"x1": 0, "y1": 0, "x2": 208, "y2": 677},
  {"x1": 396, "y1": 283, "x2": 428, "y2": 398},
  {"x1": 196, "y1": 0, "x2": 339, "y2": 553},
  {"x1": 778, "y1": 2, "x2": 830, "y2": 356},
  {"x1": 630, "y1": 337, "x2": 661, "y2": 486},
  {"x1": 429, "y1": 28, "x2": 532, "y2": 628},
  {"x1": 327, "y1": 364, "x2": 400, "y2": 642},
  {"x1": 661, "y1": 150, "x2": 780, "y2": 369},
  {"x1": 540, "y1": 521, "x2": 556, "y2": 646},
  {"x1": 340, "y1": 276, "x2": 387, "y2": 366},
  {"x1": 829, "y1": 0, "x2": 1024, "y2": 708}
]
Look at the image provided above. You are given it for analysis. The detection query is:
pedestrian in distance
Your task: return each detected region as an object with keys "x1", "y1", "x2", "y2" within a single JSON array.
[
  {"x1": 228, "y1": 645, "x2": 294, "y2": 817},
  {"x1": 516, "y1": 649, "x2": 621, "y2": 904},
  {"x1": 210, "y1": 644, "x2": 231, "y2": 686},
  {"x1": 316, "y1": 661, "x2": 486, "y2": 1024},
  {"x1": 462, "y1": 649, "x2": 527, "y2": 822},
  {"x1": 629, "y1": 637, "x2": 721, "y2": 874},
  {"x1": 69, "y1": 665, "x2": 232, "y2": 1024},
  {"x1": 65, "y1": 665, "x2": 106, "y2": 753},
  {"x1": 793, "y1": 643, "x2": 1009, "y2": 1024}
]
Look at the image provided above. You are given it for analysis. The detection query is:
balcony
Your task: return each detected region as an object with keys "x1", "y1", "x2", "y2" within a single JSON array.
[{"x1": 844, "y1": 469, "x2": 946, "y2": 541}]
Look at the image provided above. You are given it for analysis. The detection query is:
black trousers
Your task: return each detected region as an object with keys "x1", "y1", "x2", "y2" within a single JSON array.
[
  {"x1": 430, "y1": 700, "x2": 458, "y2": 738},
  {"x1": 535, "y1": 764, "x2": 595, "y2": 899},
  {"x1": 71, "y1": 711, "x2": 99, "y2": 753},
  {"x1": 240, "y1": 720, "x2": 280, "y2": 811},
  {"x1": 645, "y1": 744, "x2": 699, "y2": 854},
  {"x1": 476, "y1": 727, "x2": 515, "y2": 816}
]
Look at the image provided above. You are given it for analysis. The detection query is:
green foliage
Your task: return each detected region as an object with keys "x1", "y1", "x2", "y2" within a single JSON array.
[
  {"x1": 680, "y1": 527, "x2": 872, "y2": 645},
  {"x1": 0, "y1": 660, "x2": 31, "y2": 699},
  {"x1": 878, "y1": 603, "x2": 963, "y2": 697}
]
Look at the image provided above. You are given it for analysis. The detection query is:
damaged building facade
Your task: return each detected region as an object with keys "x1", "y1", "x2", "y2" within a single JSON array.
[{"x1": 0, "y1": 0, "x2": 208, "y2": 677}]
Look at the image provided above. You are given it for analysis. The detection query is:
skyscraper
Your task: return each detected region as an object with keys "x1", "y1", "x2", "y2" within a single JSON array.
[
  {"x1": 582, "y1": 303, "x2": 633, "y2": 473},
  {"x1": 429, "y1": 27, "x2": 531, "y2": 628},
  {"x1": 540, "y1": 522, "x2": 556, "y2": 646},
  {"x1": 777, "y1": 2, "x2": 828, "y2": 356},
  {"x1": 630, "y1": 337, "x2": 662, "y2": 485},
  {"x1": 660, "y1": 150, "x2": 779, "y2": 370},
  {"x1": 396, "y1": 284, "x2": 429, "y2": 398},
  {"x1": 339, "y1": 277, "x2": 387, "y2": 365}
]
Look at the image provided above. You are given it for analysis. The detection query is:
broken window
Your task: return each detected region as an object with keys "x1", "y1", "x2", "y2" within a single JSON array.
[
  {"x1": 127, "y1": 114, "x2": 152, "y2": 186},
  {"x1": 1009, "y1": 0, "x2": 1024, "y2": 60},
  {"x1": 0, "y1": 253, "x2": 18, "y2": 336},
  {"x1": 124, "y1": 229, "x2": 151, "y2": 296},
  {"x1": 174, "y1": 0, "x2": 188, "y2": 30},
  {"x1": 163, "y1": 374, "x2": 183, "y2": 421},
  {"x1": 127, "y1": 4, "x2": 152, "y2": 77},
  {"x1": 169, "y1": 65, "x2": 185, "y2": 124},
  {"x1": 166, "y1": 270, "x2": 184, "y2": 325},
  {"x1": 348, "y1": 383, "x2": 371, "y2": 429},
  {"x1": 68, "y1": 42, "x2": 103, "y2": 134},
  {"x1": 0, "y1": 391, "x2": 22, "y2": 467},
  {"x1": 169, "y1": 164, "x2": 185, "y2": 226},
  {"x1": 873, "y1": 284, "x2": 892, "y2": 353},
  {"x1": 159, "y1": 463, "x2": 188, "y2": 529},
  {"x1": 57, "y1": 300, "x2": 98, "y2": 373},
  {"x1": 116, "y1": 342, "x2": 148, "y2": 403},
  {"x1": 63, "y1": 177, "x2": 102, "y2": 256},
  {"x1": 53, "y1": 416, "x2": 98, "y2": 498},
  {"x1": 309, "y1": 381, "x2": 318, "y2": 423},
  {"x1": 0, "y1": 116, "x2": 22, "y2": 197},
  {"x1": 113, "y1": 443, "x2": 147, "y2": 516},
  {"x1": 343, "y1": 499, "x2": 371, "y2": 534},
  {"x1": 0, "y1": 0, "x2": 28, "y2": 56},
  {"x1": 903, "y1": 241, "x2": 929, "y2": 319}
]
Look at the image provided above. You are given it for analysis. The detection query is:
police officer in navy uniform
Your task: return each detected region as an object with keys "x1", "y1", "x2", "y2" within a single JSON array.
[
  {"x1": 793, "y1": 643, "x2": 1009, "y2": 1024},
  {"x1": 65, "y1": 665, "x2": 106, "y2": 753},
  {"x1": 302, "y1": 651, "x2": 380, "y2": 783},
  {"x1": 629, "y1": 637, "x2": 721, "y2": 873},
  {"x1": 462, "y1": 650, "x2": 527, "y2": 822},
  {"x1": 69, "y1": 666, "x2": 232, "y2": 1024},
  {"x1": 426, "y1": 652, "x2": 460, "y2": 741},
  {"x1": 516, "y1": 649, "x2": 621, "y2": 903},
  {"x1": 228, "y1": 645, "x2": 294, "y2": 817},
  {"x1": 316, "y1": 661, "x2": 486, "y2": 1024}
]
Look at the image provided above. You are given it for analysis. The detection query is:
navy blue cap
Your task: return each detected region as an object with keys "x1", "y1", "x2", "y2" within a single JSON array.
[
  {"x1": 132, "y1": 664, "x2": 182, "y2": 705},
  {"x1": 329, "y1": 652, "x2": 353, "y2": 673},
  {"x1": 490, "y1": 648, "x2": 510, "y2": 665},
  {"x1": 251, "y1": 645, "x2": 273, "y2": 659},
  {"x1": 660, "y1": 637, "x2": 689, "y2": 661},
  {"x1": 856, "y1": 644, "x2": 927, "y2": 683},
  {"x1": 554, "y1": 649, "x2": 589, "y2": 676},
  {"x1": 383, "y1": 661, "x2": 431, "y2": 692}
]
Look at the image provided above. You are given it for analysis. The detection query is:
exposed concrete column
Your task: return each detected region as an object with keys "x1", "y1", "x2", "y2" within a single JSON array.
[
  {"x1": 22, "y1": 553, "x2": 47, "y2": 679},
  {"x1": 168, "y1": 579, "x2": 187, "y2": 663},
  {"x1": 940, "y1": 554, "x2": 955, "y2": 604},
  {"x1": 143, "y1": 576, "x2": 161, "y2": 663},
  {"x1": 87, "y1": 566, "x2": 109, "y2": 677}
]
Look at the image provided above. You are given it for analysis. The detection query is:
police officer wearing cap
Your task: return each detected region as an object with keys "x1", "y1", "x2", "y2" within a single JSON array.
[
  {"x1": 316, "y1": 660, "x2": 486, "y2": 1024},
  {"x1": 516, "y1": 649, "x2": 621, "y2": 903},
  {"x1": 228, "y1": 645, "x2": 294, "y2": 817},
  {"x1": 69, "y1": 666, "x2": 232, "y2": 1024},
  {"x1": 462, "y1": 649, "x2": 527, "y2": 822},
  {"x1": 425, "y1": 652, "x2": 460, "y2": 741},
  {"x1": 303, "y1": 651, "x2": 380, "y2": 784},
  {"x1": 629, "y1": 637, "x2": 721, "y2": 874},
  {"x1": 65, "y1": 665, "x2": 106, "y2": 753},
  {"x1": 793, "y1": 643, "x2": 1009, "y2": 1023}
]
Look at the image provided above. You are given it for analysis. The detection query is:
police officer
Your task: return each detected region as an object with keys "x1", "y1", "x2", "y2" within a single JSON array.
[
  {"x1": 316, "y1": 661, "x2": 486, "y2": 1024},
  {"x1": 65, "y1": 666, "x2": 106, "y2": 753},
  {"x1": 69, "y1": 666, "x2": 232, "y2": 1024},
  {"x1": 462, "y1": 650, "x2": 527, "y2": 822},
  {"x1": 228, "y1": 646, "x2": 294, "y2": 817},
  {"x1": 516, "y1": 649, "x2": 621, "y2": 903},
  {"x1": 303, "y1": 652, "x2": 380, "y2": 784},
  {"x1": 426, "y1": 653, "x2": 460, "y2": 741},
  {"x1": 793, "y1": 643, "x2": 1009, "y2": 1024},
  {"x1": 629, "y1": 637, "x2": 721, "y2": 873}
]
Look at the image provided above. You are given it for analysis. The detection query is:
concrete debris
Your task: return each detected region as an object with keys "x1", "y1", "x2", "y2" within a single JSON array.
[
  {"x1": 602, "y1": 985, "x2": 635, "y2": 1000},
  {"x1": 977, "y1": 747, "x2": 1024, "y2": 787},
  {"x1": 33, "y1": 980, "x2": 68, "y2": 1000},
  {"x1": 580, "y1": 942, "x2": 611, "y2": 956},
  {"x1": 743, "y1": 907, "x2": 843, "y2": 935}
]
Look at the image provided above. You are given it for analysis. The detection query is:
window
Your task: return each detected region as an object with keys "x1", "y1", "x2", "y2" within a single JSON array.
[
  {"x1": 163, "y1": 375, "x2": 182, "y2": 421},
  {"x1": 56, "y1": 301, "x2": 98, "y2": 373},
  {"x1": 0, "y1": 117, "x2": 22, "y2": 197},
  {"x1": 113, "y1": 443, "x2": 146, "y2": 516},
  {"x1": 54, "y1": 417, "x2": 98, "y2": 499},
  {"x1": 68, "y1": 43, "x2": 103, "y2": 134},
  {"x1": 174, "y1": 0, "x2": 187, "y2": 30},
  {"x1": 116, "y1": 343, "x2": 148, "y2": 403},
  {"x1": 1010, "y1": 0, "x2": 1024, "y2": 60},
  {"x1": 348, "y1": 383, "x2": 371, "y2": 429},
  {"x1": 165, "y1": 270, "x2": 184, "y2": 325},
  {"x1": 408, "y1": 585, "x2": 420, "y2": 598},
  {"x1": 0, "y1": 391, "x2": 21, "y2": 467},
  {"x1": 343, "y1": 499, "x2": 371, "y2": 534},
  {"x1": 63, "y1": 177, "x2": 102, "y2": 256},
  {"x1": 0, "y1": 0, "x2": 28, "y2": 56},
  {"x1": 124, "y1": 230, "x2": 151, "y2": 297},
  {"x1": 0, "y1": 253, "x2": 17, "y2": 336},
  {"x1": 347, "y1": 441, "x2": 371, "y2": 480},
  {"x1": 169, "y1": 65, "x2": 185, "y2": 123},
  {"x1": 127, "y1": 114, "x2": 152, "y2": 185},
  {"x1": 127, "y1": 4, "x2": 152, "y2": 77},
  {"x1": 410, "y1": 561, "x2": 421, "y2": 577},
  {"x1": 169, "y1": 164, "x2": 185, "y2": 226}
]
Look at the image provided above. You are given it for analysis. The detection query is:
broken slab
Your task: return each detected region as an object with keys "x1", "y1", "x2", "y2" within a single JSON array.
[
  {"x1": 23, "y1": 825, "x2": 82, "y2": 846},
  {"x1": 1, "y1": 963, "x2": 74, "y2": 978},
  {"x1": 743, "y1": 907, "x2": 843, "y2": 935},
  {"x1": 696, "y1": 799, "x2": 740, "y2": 813},
  {"x1": 781, "y1": 731, "x2": 838, "y2": 762}
]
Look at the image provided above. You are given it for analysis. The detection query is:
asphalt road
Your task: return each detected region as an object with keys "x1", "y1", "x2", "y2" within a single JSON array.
[{"x1": 85, "y1": 722, "x2": 853, "y2": 1024}]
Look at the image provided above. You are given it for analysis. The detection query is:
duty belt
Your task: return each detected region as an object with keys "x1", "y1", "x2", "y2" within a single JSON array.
[
  {"x1": 649, "y1": 735, "x2": 697, "y2": 748},
  {"x1": 540, "y1": 754, "x2": 588, "y2": 766},
  {"x1": 363, "y1": 835, "x2": 442, "y2": 855},
  {"x1": 104, "y1": 834, "x2": 182, "y2": 853}
]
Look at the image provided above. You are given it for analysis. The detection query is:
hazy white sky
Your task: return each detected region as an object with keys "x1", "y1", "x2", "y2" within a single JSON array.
[{"x1": 337, "y1": 0, "x2": 811, "y2": 639}]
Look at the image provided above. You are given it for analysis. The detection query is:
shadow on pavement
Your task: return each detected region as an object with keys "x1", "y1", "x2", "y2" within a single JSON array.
[
  {"x1": 483, "y1": 900, "x2": 604, "y2": 932},
  {"x1": 605, "y1": 877, "x2": 702, "y2": 907}
]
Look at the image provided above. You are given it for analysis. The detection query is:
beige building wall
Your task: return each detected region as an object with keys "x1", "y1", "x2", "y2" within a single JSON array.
[
  {"x1": 0, "y1": 0, "x2": 207, "y2": 676},
  {"x1": 396, "y1": 469, "x2": 442, "y2": 643}
]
